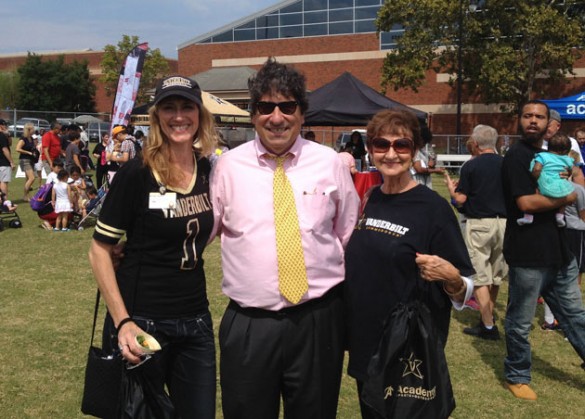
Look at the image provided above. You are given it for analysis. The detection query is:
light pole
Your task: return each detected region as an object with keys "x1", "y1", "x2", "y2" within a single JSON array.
[{"x1": 456, "y1": 0, "x2": 478, "y2": 140}]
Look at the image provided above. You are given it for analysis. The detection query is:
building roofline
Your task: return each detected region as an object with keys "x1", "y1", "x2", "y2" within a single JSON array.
[{"x1": 178, "y1": 0, "x2": 298, "y2": 50}]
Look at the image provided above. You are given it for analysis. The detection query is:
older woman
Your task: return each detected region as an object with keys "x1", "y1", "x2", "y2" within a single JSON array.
[
  {"x1": 15, "y1": 123, "x2": 38, "y2": 201},
  {"x1": 344, "y1": 109, "x2": 474, "y2": 419},
  {"x1": 88, "y1": 75, "x2": 217, "y2": 418}
]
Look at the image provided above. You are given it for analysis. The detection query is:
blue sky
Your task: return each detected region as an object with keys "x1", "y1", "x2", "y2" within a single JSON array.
[{"x1": 1, "y1": 0, "x2": 279, "y2": 59}]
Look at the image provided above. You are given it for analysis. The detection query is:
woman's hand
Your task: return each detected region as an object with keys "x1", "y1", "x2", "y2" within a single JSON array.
[
  {"x1": 416, "y1": 252, "x2": 467, "y2": 301},
  {"x1": 415, "y1": 253, "x2": 460, "y2": 283},
  {"x1": 117, "y1": 320, "x2": 148, "y2": 364}
]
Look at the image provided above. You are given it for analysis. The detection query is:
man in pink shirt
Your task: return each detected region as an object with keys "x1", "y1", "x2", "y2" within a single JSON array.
[{"x1": 210, "y1": 58, "x2": 359, "y2": 419}]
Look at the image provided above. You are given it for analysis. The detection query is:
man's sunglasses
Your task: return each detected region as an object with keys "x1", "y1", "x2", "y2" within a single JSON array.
[
  {"x1": 371, "y1": 137, "x2": 414, "y2": 154},
  {"x1": 256, "y1": 101, "x2": 298, "y2": 115}
]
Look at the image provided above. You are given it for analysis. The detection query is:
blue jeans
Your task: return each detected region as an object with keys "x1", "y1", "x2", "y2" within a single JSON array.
[
  {"x1": 105, "y1": 311, "x2": 216, "y2": 419},
  {"x1": 504, "y1": 258, "x2": 585, "y2": 383}
]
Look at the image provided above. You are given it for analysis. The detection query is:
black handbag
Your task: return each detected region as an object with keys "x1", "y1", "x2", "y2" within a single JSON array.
[
  {"x1": 81, "y1": 291, "x2": 124, "y2": 418},
  {"x1": 361, "y1": 298, "x2": 456, "y2": 419}
]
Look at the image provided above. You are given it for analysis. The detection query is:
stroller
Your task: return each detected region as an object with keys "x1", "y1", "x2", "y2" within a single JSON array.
[
  {"x1": 75, "y1": 183, "x2": 108, "y2": 230},
  {"x1": 0, "y1": 192, "x2": 22, "y2": 231}
]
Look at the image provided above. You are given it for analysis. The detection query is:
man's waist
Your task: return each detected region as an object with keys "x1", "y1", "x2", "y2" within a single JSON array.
[{"x1": 228, "y1": 283, "x2": 343, "y2": 317}]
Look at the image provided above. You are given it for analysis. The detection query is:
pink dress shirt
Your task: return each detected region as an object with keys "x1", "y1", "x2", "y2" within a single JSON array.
[{"x1": 210, "y1": 136, "x2": 360, "y2": 310}]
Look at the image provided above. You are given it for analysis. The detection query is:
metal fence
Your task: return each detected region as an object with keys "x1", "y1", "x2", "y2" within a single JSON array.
[{"x1": 0, "y1": 109, "x2": 112, "y2": 126}]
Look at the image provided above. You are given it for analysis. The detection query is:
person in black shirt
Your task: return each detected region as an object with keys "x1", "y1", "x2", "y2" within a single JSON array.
[
  {"x1": 345, "y1": 109, "x2": 474, "y2": 419},
  {"x1": 445, "y1": 124, "x2": 507, "y2": 340},
  {"x1": 89, "y1": 75, "x2": 218, "y2": 418},
  {"x1": 501, "y1": 100, "x2": 585, "y2": 401}
]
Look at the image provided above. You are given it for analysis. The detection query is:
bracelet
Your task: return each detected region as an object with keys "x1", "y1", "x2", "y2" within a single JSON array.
[
  {"x1": 443, "y1": 279, "x2": 466, "y2": 298},
  {"x1": 116, "y1": 317, "x2": 133, "y2": 334}
]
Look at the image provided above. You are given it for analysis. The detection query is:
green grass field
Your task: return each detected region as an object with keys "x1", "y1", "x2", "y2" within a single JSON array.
[{"x1": 1, "y1": 158, "x2": 584, "y2": 418}]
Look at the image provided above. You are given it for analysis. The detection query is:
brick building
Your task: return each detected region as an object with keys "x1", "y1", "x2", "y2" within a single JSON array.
[{"x1": 177, "y1": 0, "x2": 585, "y2": 137}]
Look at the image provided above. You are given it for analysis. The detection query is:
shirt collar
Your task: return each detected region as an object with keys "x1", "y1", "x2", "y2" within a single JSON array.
[{"x1": 255, "y1": 135, "x2": 305, "y2": 164}]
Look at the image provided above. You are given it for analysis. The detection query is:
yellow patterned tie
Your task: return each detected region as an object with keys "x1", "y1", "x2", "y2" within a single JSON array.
[{"x1": 272, "y1": 155, "x2": 308, "y2": 304}]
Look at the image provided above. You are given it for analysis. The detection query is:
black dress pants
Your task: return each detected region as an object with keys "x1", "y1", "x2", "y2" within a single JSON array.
[{"x1": 219, "y1": 286, "x2": 345, "y2": 419}]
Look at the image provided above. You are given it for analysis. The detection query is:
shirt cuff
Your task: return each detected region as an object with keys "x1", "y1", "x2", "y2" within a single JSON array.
[{"x1": 450, "y1": 275, "x2": 474, "y2": 311}]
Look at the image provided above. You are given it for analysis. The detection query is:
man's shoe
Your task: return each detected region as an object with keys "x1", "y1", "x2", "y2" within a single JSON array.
[
  {"x1": 463, "y1": 322, "x2": 500, "y2": 340},
  {"x1": 506, "y1": 382, "x2": 537, "y2": 400}
]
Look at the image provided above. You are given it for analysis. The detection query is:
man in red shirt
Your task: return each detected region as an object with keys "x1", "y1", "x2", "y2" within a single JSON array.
[{"x1": 41, "y1": 122, "x2": 62, "y2": 173}]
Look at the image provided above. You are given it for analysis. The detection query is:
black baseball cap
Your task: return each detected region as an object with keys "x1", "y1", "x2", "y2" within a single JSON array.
[
  {"x1": 0, "y1": 119, "x2": 7, "y2": 126},
  {"x1": 154, "y1": 75, "x2": 202, "y2": 107}
]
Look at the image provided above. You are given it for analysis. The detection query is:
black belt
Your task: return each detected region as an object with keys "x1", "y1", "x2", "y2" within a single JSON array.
[{"x1": 228, "y1": 283, "x2": 343, "y2": 318}]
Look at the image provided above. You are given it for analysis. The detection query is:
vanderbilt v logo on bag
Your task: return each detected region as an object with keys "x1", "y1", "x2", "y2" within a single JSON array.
[{"x1": 361, "y1": 300, "x2": 455, "y2": 419}]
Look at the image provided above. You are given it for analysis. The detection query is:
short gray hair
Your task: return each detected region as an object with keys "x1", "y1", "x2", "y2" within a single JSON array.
[{"x1": 471, "y1": 124, "x2": 498, "y2": 149}]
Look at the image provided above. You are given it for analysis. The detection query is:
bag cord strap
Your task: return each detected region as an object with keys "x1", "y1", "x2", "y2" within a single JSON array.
[{"x1": 90, "y1": 290, "x2": 100, "y2": 346}]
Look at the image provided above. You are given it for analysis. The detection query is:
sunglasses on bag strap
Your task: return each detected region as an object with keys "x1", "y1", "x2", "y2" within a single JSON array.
[
  {"x1": 255, "y1": 101, "x2": 298, "y2": 115},
  {"x1": 370, "y1": 137, "x2": 415, "y2": 154}
]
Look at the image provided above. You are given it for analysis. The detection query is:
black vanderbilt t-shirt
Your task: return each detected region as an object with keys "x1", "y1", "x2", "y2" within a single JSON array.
[
  {"x1": 501, "y1": 140, "x2": 571, "y2": 267},
  {"x1": 344, "y1": 185, "x2": 474, "y2": 381},
  {"x1": 93, "y1": 157, "x2": 213, "y2": 318}
]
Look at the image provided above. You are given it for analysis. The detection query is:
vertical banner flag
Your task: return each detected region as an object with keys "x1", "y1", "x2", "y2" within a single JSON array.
[{"x1": 110, "y1": 42, "x2": 149, "y2": 132}]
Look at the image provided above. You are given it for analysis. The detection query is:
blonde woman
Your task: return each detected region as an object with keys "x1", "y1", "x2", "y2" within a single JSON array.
[
  {"x1": 89, "y1": 75, "x2": 217, "y2": 418},
  {"x1": 15, "y1": 123, "x2": 38, "y2": 201}
]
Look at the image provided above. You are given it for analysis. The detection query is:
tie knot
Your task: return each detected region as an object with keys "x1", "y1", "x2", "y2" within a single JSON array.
[{"x1": 268, "y1": 154, "x2": 290, "y2": 168}]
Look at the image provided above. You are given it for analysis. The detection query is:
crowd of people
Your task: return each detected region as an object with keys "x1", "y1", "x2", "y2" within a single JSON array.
[{"x1": 2, "y1": 57, "x2": 584, "y2": 417}]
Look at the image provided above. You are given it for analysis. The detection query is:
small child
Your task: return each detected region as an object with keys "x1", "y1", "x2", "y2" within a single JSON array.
[
  {"x1": 51, "y1": 169, "x2": 73, "y2": 231},
  {"x1": 0, "y1": 191, "x2": 17, "y2": 212},
  {"x1": 517, "y1": 133, "x2": 575, "y2": 227},
  {"x1": 69, "y1": 166, "x2": 87, "y2": 212},
  {"x1": 81, "y1": 186, "x2": 99, "y2": 218},
  {"x1": 46, "y1": 160, "x2": 64, "y2": 185}
]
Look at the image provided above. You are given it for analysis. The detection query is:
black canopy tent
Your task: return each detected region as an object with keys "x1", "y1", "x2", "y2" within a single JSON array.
[{"x1": 303, "y1": 72, "x2": 427, "y2": 126}]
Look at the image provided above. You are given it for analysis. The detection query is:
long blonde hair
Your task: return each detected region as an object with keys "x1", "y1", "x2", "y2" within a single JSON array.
[
  {"x1": 144, "y1": 102, "x2": 217, "y2": 187},
  {"x1": 23, "y1": 123, "x2": 35, "y2": 139}
]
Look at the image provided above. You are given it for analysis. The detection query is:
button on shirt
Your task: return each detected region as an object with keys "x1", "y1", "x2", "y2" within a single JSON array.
[{"x1": 210, "y1": 136, "x2": 360, "y2": 310}]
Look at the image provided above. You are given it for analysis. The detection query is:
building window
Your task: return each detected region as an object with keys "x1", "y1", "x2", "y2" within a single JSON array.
[
  {"x1": 304, "y1": 23, "x2": 328, "y2": 36},
  {"x1": 212, "y1": 30, "x2": 233, "y2": 43},
  {"x1": 329, "y1": 21, "x2": 353, "y2": 35},
  {"x1": 330, "y1": 8, "x2": 353, "y2": 22},
  {"x1": 257, "y1": 27, "x2": 279, "y2": 40},
  {"x1": 281, "y1": 25, "x2": 303, "y2": 38},
  {"x1": 280, "y1": 12, "x2": 302, "y2": 26},
  {"x1": 194, "y1": 0, "x2": 392, "y2": 45},
  {"x1": 234, "y1": 29, "x2": 256, "y2": 41},
  {"x1": 330, "y1": 0, "x2": 354, "y2": 9}
]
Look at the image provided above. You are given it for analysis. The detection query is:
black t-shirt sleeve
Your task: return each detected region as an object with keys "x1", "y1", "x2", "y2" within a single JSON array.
[
  {"x1": 93, "y1": 159, "x2": 145, "y2": 244},
  {"x1": 430, "y1": 198, "x2": 475, "y2": 277}
]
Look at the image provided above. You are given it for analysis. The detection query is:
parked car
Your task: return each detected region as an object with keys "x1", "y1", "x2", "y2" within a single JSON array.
[
  {"x1": 87, "y1": 122, "x2": 110, "y2": 143},
  {"x1": 8, "y1": 117, "x2": 50, "y2": 137}
]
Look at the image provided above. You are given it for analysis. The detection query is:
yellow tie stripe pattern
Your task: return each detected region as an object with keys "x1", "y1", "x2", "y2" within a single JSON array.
[{"x1": 272, "y1": 155, "x2": 308, "y2": 304}]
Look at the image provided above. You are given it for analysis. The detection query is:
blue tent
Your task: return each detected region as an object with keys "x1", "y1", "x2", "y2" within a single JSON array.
[{"x1": 542, "y1": 92, "x2": 585, "y2": 120}]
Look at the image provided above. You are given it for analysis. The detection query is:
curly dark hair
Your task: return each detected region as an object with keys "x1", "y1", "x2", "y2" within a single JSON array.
[
  {"x1": 248, "y1": 57, "x2": 308, "y2": 115},
  {"x1": 548, "y1": 133, "x2": 571, "y2": 155}
]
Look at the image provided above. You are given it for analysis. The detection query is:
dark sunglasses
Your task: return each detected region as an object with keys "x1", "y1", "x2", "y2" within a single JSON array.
[
  {"x1": 256, "y1": 101, "x2": 298, "y2": 115},
  {"x1": 371, "y1": 137, "x2": 414, "y2": 154}
]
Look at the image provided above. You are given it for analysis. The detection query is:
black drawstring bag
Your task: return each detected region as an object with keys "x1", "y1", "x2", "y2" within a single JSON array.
[
  {"x1": 361, "y1": 299, "x2": 455, "y2": 419},
  {"x1": 118, "y1": 363, "x2": 175, "y2": 419}
]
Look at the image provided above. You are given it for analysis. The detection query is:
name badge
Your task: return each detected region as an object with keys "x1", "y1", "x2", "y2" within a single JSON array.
[{"x1": 149, "y1": 192, "x2": 177, "y2": 210}]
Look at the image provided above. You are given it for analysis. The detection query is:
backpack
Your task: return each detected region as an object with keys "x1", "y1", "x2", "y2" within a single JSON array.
[{"x1": 30, "y1": 183, "x2": 53, "y2": 212}]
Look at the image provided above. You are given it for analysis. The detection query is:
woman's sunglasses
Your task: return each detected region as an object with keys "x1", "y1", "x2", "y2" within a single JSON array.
[
  {"x1": 256, "y1": 101, "x2": 298, "y2": 115},
  {"x1": 371, "y1": 137, "x2": 414, "y2": 154}
]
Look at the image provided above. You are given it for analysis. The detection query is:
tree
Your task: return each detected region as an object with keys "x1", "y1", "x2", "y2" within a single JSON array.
[
  {"x1": 16, "y1": 53, "x2": 96, "y2": 112},
  {"x1": 0, "y1": 71, "x2": 20, "y2": 109},
  {"x1": 100, "y1": 35, "x2": 170, "y2": 106},
  {"x1": 377, "y1": 0, "x2": 584, "y2": 112}
]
